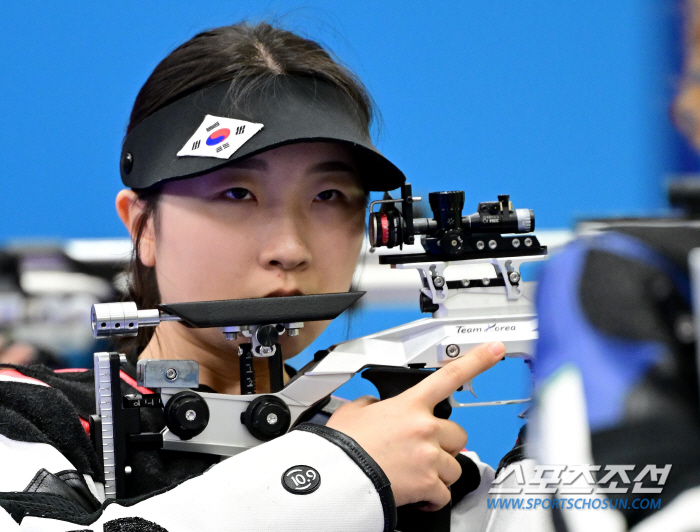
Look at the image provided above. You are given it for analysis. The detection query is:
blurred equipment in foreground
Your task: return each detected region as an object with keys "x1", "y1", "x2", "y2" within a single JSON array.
[
  {"x1": 0, "y1": 240, "x2": 130, "y2": 368},
  {"x1": 530, "y1": 177, "x2": 700, "y2": 530}
]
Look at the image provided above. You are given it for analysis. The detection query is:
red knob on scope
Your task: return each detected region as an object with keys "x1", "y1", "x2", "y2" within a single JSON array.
[
  {"x1": 369, "y1": 212, "x2": 390, "y2": 247},
  {"x1": 369, "y1": 211, "x2": 402, "y2": 248}
]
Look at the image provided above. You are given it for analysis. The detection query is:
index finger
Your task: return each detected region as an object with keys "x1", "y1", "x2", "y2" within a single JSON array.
[{"x1": 410, "y1": 342, "x2": 506, "y2": 407}]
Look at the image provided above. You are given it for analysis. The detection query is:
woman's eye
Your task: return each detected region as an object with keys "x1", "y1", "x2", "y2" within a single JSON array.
[
  {"x1": 315, "y1": 189, "x2": 341, "y2": 201},
  {"x1": 224, "y1": 187, "x2": 254, "y2": 200}
]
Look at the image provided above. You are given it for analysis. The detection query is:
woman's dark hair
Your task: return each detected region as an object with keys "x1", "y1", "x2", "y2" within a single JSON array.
[{"x1": 123, "y1": 22, "x2": 375, "y2": 356}]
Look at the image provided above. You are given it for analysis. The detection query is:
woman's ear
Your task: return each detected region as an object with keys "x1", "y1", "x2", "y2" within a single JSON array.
[{"x1": 116, "y1": 189, "x2": 156, "y2": 267}]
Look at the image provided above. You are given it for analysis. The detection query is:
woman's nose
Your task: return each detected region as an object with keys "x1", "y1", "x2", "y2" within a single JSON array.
[{"x1": 258, "y1": 216, "x2": 312, "y2": 271}]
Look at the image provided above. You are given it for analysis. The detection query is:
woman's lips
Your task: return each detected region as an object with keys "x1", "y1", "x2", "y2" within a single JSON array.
[{"x1": 264, "y1": 289, "x2": 305, "y2": 298}]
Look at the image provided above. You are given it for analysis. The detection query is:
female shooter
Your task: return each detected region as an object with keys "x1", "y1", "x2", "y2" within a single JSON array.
[{"x1": 0, "y1": 22, "x2": 505, "y2": 531}]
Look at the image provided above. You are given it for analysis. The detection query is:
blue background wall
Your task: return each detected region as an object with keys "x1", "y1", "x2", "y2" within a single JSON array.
[{"x1": 1, "y1": 1, "x2": 695, "y2": 466}]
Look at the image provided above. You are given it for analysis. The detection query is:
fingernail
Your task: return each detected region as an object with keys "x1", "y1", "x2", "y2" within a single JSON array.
[{"x1": 487, "y1": 342, "x2": 506, "y2": 357}]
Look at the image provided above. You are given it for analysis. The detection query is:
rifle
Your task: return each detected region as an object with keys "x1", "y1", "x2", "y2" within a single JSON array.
[{"x1": 90, "y1": 185, "x2": 547, "y2": 500}]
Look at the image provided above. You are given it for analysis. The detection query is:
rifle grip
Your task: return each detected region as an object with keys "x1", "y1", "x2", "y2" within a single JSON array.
[{"x1": 361, "y1": 365, "x2": 452, "y2": 419}]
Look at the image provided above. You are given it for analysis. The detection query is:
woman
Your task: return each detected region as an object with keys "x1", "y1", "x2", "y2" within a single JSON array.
[{"x1": 0, "y1": 22, "x2": 504, "y2": 531}]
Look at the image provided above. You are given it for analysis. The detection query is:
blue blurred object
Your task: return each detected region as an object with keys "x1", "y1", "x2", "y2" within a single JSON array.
[
  {"x1": 531, "y1": 224, "x2": 700, "y2": 526},
  {"x1": 534, "y1": 232, "x2": 680, "y2": 431}
]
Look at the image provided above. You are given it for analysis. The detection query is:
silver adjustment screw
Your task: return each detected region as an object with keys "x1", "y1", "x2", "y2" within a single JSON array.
[
  {"x1": 445, "y1": 344, "x2": 460, "y2": 358},
  {"x1": 476, "y1": 240, "x2": 485, "y2": 250},
  {"x1": 512, "y1": 238, "x2": 521, "y2": 248},
  {"x1": 224, "y1": 332, "x2": 237, "y2": 341},
  {"x1": 267, "y1": 413, "x2": 279, "y2": 425},
  {"x1": 524, "y1": 237, "x2": 533, "y2": 247},
  {"x1": 165, "y1": 368, "x2": 178, "y2": 381},
  {"x1": 287, "y1": 329, "x2": 300, "y2": 337},
  {"x1": 461, "y1": 279, "x2": 470, "y2": 287},
  {"x1": 433, "y1": 276, "x2": 445, "y2": 288},
  {"x1": 488, "y1": 240, "x2": 497, "y2": 250},
  {"x1": 119, "y1": 354, "x2": 128, "y2": 366},
  {"x1": 258, "y1": 346, "x2": 274, "y2": 356},
  {"x1": 185, "y1": 409, "x2": 197, "y2": 422},
  {"x1": 509, "y1": 272, "x2": 521, "y2": 284},
  {"x1": 482, "y1": 278, "x2": 491, "y2": 286},
  {"x1": 125, "y1": 466, "x2": 132, "y2": 475}
]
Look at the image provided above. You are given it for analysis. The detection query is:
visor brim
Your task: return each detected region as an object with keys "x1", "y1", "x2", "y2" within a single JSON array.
[{"x1": 121, "y1": 77, "x2": 406, "y2": 192}]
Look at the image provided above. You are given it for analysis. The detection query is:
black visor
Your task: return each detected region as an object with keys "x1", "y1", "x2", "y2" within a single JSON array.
[{"x1": 120, "y1": 76, "x2": 405, "y2": 191}]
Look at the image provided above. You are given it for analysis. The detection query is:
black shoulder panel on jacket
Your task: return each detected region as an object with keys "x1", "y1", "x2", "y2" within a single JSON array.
[
  {"x1": 24, "y1": 468, "x2": 100, "y2": 513},
  {"x1": 0, "y1": 378, "x2": 100, "y2": 478},
  {"x1": 0, "y1": 492, "x2": 98, "y2": 525}
]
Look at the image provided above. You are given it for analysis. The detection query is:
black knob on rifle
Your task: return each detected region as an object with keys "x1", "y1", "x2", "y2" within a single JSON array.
[
  {"x1": 256, "y1": 324, "x2": 279, "y2": 346},
  {"x1": 439, "y1": 229, "x2": 465, "y2": 256},
  {"x1": 164, "y1": 391, "x2": 210, "y2": 440},
  {"x1": 241, "y1": 395, "x2": 291, "y2": 441},
  {"x1": 361, "y1": 365, "x2": 452, "y2": 419},
  {"x1": 420, "y1": 293, "x2": 440, "y2": 314}
]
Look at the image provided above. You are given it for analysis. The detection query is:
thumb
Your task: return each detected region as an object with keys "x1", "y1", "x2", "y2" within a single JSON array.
[{"x1": 333, "y1": 395, "x2": 379, "y2": 413}]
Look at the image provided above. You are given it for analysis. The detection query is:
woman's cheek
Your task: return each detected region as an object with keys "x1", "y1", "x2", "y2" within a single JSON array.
[
  {"x1": 317, "y1": 204, "x2": 365, "y2": 247},
  {"x1": 154, "y1": 201, "x2": 258, "y2": 302},
  {"x1": 311, "y1": 235, "x2": 361, "y2": 290}
]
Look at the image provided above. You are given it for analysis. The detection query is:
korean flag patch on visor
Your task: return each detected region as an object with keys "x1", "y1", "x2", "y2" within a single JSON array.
[
  {"x1": 177, "y1": 115, "x2": 264, "y2": 159},
  {"x1": 119, "y1": 76, "x2": 405, "y2": 192}
]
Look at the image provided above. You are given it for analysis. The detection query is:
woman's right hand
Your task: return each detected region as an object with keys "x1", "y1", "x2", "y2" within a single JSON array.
[{"x1": 326, "y1": 341, "x2": 505, "y2": 510}]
